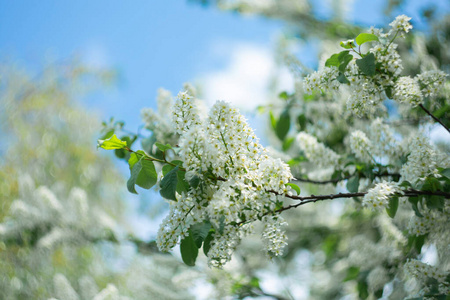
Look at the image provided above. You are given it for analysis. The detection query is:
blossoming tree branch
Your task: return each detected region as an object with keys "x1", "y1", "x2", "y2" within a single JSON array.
[{"x1": 98, "y1": 15, "x2": 450, "y2": 291}]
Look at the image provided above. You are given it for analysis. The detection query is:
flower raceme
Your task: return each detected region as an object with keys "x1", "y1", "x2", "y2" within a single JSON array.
[{"x1": 303, "y1": 15, "x2": 448, "y2": 116}]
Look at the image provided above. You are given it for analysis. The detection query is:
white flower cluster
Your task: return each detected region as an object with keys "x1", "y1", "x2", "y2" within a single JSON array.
[
  {"x1": 369, "y1": 118, "x2": 401, "y2": 159},
  {"x1": 261, "y1": 215, "x2": 288, "y2": 257},
  {"x1": 297, "y1": 132, "x2": 340, "y2": 167},
  {"x1": 400, "y1": 135, "x2": 439, "y2": 185},
  {"x1": 141, "y1": 88, "x2": 176, "y2": 144},
  {"x1": 172, "y1": 91, "x2": 202, "y2": 135},
  {"x1": 348, "y1": 235, "x2": 394, "y2": 269},
  {"x1": 362, "y1": 181, "x2": 402, "y2": 210},
  {"x1": 52, "y1": 274, "x2": 130, "y2": 300},
  {"x1": 157, "y1": 96, "x2": 293, "y2": 267},
  {"x1": 404, "y1": 259, "x2": 447, "y2": 285},
  {"x1": 388, "y1": 15, "x2": 413, "y2": 36},
  {"x1": 393, "y1": 76, "x2": 423, "y2": 107},
  {"x1": 416, "y1": 70, "x2": 448, "y2": 98},
  {"x1": 303, "y1": 15, "x2": 448, "y2": 118},
  {"x1": 0, "y1": 175, "x2": 116, "y2": 249},
  {"x1": 303, "y1": 66, "x2": 340, "y2": 94},
  {"x1": 408, "y1": 206, "x2": 449, "y2": 236},
  {"x1": 367, "y1": 266, "x2": 389, "y2": 292},
  {"x1": 349, "y1": 130, "x2": 373, "y2": 162}
]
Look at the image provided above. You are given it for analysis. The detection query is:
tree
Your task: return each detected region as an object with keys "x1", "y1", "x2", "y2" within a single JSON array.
[
  {"x1": 0, "y1": 63, "x2": 196, "y2": 300},
  {"x1": 100, "y1": 11, "x2": 450, "y2": 300}
]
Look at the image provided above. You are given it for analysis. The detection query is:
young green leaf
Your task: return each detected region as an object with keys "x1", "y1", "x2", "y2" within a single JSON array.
[
  {"x1": 356, "y1": 53, "x2": 376, "y2": 76},
  {"x1": 282, "y1": 137, "x2": 295, "y2": 151},
  {"x1": 325, "y1": 51, "x2": 350, "y2": 67},
  {"x1": 440, "y1": 168, "x2": 450, "y2": 180},
  {"x1": 286, "y1": 183, "x2": 301, "y2": 195},
  {"x1": 160, "y1": 166, "x2": 179, "y2": 201},
  {"x1": 269, "y1": 111, "x2": 277, "y2": 130},
  {"x1": 276, "y1": 110, "x2": 290, "y2": 141},
  {"x1": 340, "y1": 39, "x2": 356, "y2": 49},
  {"x1": 180, "y1": 231, "x2": 199, "y2": 266},
  {"x1": 155, "y1": 142, "x2": 172, "y2": 152},
  {"x1": 386, "y1": 196, "x2": 399, "y2": 218},
  {"x1": 190, "y1": 221, "x2": 212, "y2": 248},
  {"x1": 337, "y1": 72, "x2": 350, "y2": 84},
  {"x1": 97, "y1": 134, "x2": 127, "y2": 150},
  {"x1": 355, "y1": 33, "x2": 379, "y2": 46}
]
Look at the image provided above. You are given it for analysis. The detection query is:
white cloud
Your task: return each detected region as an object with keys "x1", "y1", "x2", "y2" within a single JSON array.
[{"x1": 198, "y1": 42, "x2": 294, "y2": 111}]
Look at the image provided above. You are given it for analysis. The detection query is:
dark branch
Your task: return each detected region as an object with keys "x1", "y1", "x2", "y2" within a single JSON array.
[
  {"x1": 419, "y1": 104, "x2": 450, "y2": 134},
  {"x1": 293, "y1": 172, "x2": 401, "y2": 185}
]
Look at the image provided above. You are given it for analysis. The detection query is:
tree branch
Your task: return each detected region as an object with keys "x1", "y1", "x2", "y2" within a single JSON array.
[
  {"x1": 272, "y1": 189, "x2": 450, "y2": 214},
  {"x1": 419, "y1": 104, "x2": 450, "y2": 134},
  {"x1": 293, "y1": 172, "x2": 400, "y2": 185}
]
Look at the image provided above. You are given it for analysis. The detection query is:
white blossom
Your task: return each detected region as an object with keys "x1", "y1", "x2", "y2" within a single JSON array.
[{"x1": 362, "y1": 181, "x2": 402, "y2": 210}]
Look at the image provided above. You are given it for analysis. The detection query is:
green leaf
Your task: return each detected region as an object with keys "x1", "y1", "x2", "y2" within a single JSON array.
[
  {"x1": 415, "y1": 234, "x2": 426, "y2": 253},
  {"x1": 190, "y1": 221, "x2": 212, "y2": 248},
  {"x1": 286, "y1": 183, "x2": 300, "y2": 195},
  {"x1": 440, "y1": 168, "x2": 450, "y2": 180},
  {"x1": 421, "y1": 177, "x2": 441, "y2": 192},
  {"x1": 346, "y1": 175, "x2": 360, "y2": 193},
  {"x1": 275, "y1": 110, "x2": 290, "y2": 141},
  {"x1": 426, "y1": 196, "x2": 445, "y2": 210},
  {"x1": 338, "y1": 54, "x2": 353, "y2": 73},
  {"x1": 162, "y1": 164, "x2": 189, "y2": 194},
  {"x1": 356, "y1": 53, "x2": 376, "y2": 76},
  {"x1": 127, "y1": 159, "x2": 143, "y2": 194},
  {"x1": 155, "y1": 142, "x2": 172, "y2": 152},
  {"x1": 343, "y1": 266, "x2": 360, "y2": 282},
  {"x1": 282, "y1": 137, "x2": 295, "y2": 151},
  {"x1": 160, "y1": 166, "x2": 179, "y2": 201},
  {"x1": 136, "y1": 159, "x2": 158, "y2": 189},
  {"x1": 188, "y1": 175, "x2": 200, "y2": 188},
  {"x1": 337, "y1": 72, "x2": 349, "y2": 84},
  {"x1": 212, "y1": 215, "x2": 226, "y2": 235},
  {"x1": 385, "y1": 86, "x2": 393, "y2": 99},
  {"x1": 355, "y1": 33, "x2": 379, "y2": 46},
  {"x1": 357, "y1": 280, "x2": 369, "y2": 299},
  {"x1": 297, "y1": 114, "x2": 307, "y2": 130},
  {"x1": 269, "y1": 111, "x2": 277, "y2": 130},
  {"x1": 340, "y1": 39, "x2": 356, "y2": 49},
  {"x1": 278, "y1": 91, "x2": 289, "y2": 100},
  {"x1": 203, "y1": 230, "x2": 214, "y2": 256},
  {"x1": 97, "y1": 134, "x2": 127, "y2": 150},
  {"x1": 386, "y1": 196, "x2": 399, "y2": 218},
  {"x1": 325, "y1": 51, "x2": 350, "y2": 68},
  {"x1": 408, "y1": 197, "x2": 424, "y2": 217},
  {"x1": 180, "y1": 230, "x2": 198, "y2": 266}
]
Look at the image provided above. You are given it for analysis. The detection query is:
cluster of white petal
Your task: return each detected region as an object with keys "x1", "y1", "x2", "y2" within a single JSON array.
[
  {"x1": 362, "y1": 181, "x2": 402, "y2": 210},
  {"x1": 297, "y1": 132, "x2": 340, "y2": 167},
  {"x1": 141, "y1": 88, "x2": 177, "y2": 144},
  {"x1": 369, "y1": 118, "x2": 401, "y2": 159},
  {"x1": 393, "y1": 76, "x2": 423, "y2": 107},
  {"x1": 52, "y1": 274, "x2": 130, "y2": 300},
  {"x1": 0, "y1": 175, "x2": 117, "y2": 249},
  {"x1": 404, "y1": 259, "x2": 447, "y2": 285},
  {"x1": 416, "y1": 70, "x2": 448, "y2": 98},
  {"x1": 400, "y1": 135, "x2": 440, "y2": 185},
  {"x1": 408, "y1": 205, "x2": 449, "y2": 236},
  {"x1": 303, "y1": 66, "x2": 340, "y2": 94},
  {"x1": 303, "y1": 15, "x2": 448, "y2": 118},
  {"x1": 388, "y1": 15, "x2": 413, "y2": 36},
  {"x1": 349, "y1": 130, "x2": 373, "y2": 162},
  {"x1": 157, "y1": 95, "x2": 293, "y2": 267}
]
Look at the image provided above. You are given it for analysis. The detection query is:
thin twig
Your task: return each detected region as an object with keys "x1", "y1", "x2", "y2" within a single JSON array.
[{"x1": 419, "y1": 104, "x2": 450, "y2": 134}]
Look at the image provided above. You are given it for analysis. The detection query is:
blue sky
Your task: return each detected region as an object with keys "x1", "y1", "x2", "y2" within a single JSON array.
[{"x1": 2, "y1": 0, "x2": 449, "y2": 133}]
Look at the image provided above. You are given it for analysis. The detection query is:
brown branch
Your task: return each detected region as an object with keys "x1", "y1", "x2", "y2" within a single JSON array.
[
  {"x1": 419, "y1": 104, "x2": 450, "y2": 134},
  {"x1": 270, "y1": 189, "x2": 450, "y2": 214},
  {"x1": 293, "y1": 172, "x2": 401, "y2": 185}
]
